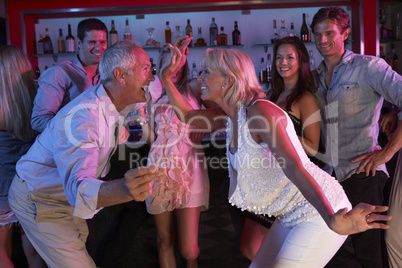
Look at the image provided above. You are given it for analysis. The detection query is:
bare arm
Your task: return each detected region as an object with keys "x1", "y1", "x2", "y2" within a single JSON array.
[
  {"x1": 97, "y1": 166, "x2": 164, "y2": 207},
  {"x1": 248, "y1": 101, "x2": 390, "y2": 235},
  {"x1": 299, "y1": 92, "x2": 320, "y2": 156}
]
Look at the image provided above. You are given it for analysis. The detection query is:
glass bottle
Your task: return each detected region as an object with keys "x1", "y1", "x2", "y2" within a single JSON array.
[
  {"x1": 172, "y1": 26, "x2": 183, "y2": 45},
  {"x1": 165, "y1": 21, "x2": 172, "y2": 44},
  {"x1": 217, "y1": 26, "x2": 227, "y2": 46},
  {"x1": 300, "y1": 13, "x2": 309, "y2": 42},
  {"x1": 209, "y1": 17, "x2": 218, "y2": 46},
  {"x1": 271, "y1": 20, "x2": 278, "y2": 44},
  {"x1": 185, "y1": 19, "x2": 193, "y2": 46},
  {"x1": 109, "y1": 20, "x2": 118, "y2": 46},
  {"x1": 232, "y1": 21, "x2": 241, "y2": 45},
  {"x1": 259, "y1": 57, "x2": 267, "y2": 83},
  {"x1": 57, "y1": 28, "x2": 66, "y2": 53},
  {"x1": 306, "y1": 13, "x2": 312, "y2": 42},
  {"x1": 35, "y1": 67, "x2": 40, "y2": 79},
  {"x1": 278, "y1": 19, "x2": 289, "y2": 39},
  {"x1": 43, "y1": 28, "x2": 53, "y2": 54},
  {"x1": 191, "y1": 61, "x2": 198, "y2": 79},
  {"x1": 124, "y1": 17, "x2": 132, "y2": 41},
  {"x1": 37, "y1": 31, "x2": 44, "y2": 54},
  {"x1": 66, "y1": 23, "x2": 75, "y2": 53},
  {"x1": 196, "y1": 27, "x2": 206, "y2": 47},
  {"x1": 266, "y1": 53, "x2": 272, "y2": 84},
  {"x1": 289, "y1": 23, "x2": 297, "y2": 37},
  {"x1": 309, "y1": 50, "x2": 316, "y2": 70},
  {"x1": 150, "y1": 58, "x2": 156, "y2": 75}
]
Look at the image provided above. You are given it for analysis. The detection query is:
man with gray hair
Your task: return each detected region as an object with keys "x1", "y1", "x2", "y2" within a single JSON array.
[{"x1": 8, "y1": 41, "x2": 161, "y2": 268}]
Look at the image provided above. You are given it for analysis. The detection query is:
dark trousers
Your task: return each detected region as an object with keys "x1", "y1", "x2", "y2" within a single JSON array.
[{"x1": 325, "y1": 171, "x2": 389, "y2": 268}]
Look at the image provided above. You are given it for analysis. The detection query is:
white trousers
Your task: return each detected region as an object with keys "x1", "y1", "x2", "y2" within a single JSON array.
[
  {"x1": 250, "y1": 197, "x2": 351, "y2": 268},
  {"x1": 8, "y1": 175, "x2": 96, "y2": 268}
]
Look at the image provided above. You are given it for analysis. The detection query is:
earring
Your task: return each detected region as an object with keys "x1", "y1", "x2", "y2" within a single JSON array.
[{"x1": 221, "y1": 85, "x2": 225, "y2": 89}]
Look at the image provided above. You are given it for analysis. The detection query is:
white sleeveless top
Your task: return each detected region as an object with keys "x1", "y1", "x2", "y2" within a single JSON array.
[{"x1": 226, "y1": 99, "x2": 346, "y2": 228}]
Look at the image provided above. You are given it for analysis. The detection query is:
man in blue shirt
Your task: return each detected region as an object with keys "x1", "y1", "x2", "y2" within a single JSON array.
[{"x1": 311, "y1": 7, "x2": 401, "y2": 268}]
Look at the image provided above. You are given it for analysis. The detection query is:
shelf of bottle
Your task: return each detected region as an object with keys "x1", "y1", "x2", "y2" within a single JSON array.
[
  {"x1": 253, "y1": 42, "x2": 315, "y2": 47},
  {"x1": 31, "y1": 52, "x2": 78, "y2": 58},
  {"x1": 189, "y1": 44, "x2": 244, "y2": 48},
  {"x1": 380, "y1": 38, "x2": 402, "y2": 44}
]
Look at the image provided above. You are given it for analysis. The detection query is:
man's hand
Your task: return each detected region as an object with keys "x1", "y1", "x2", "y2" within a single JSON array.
[
  {"x1": 124, "y1": 165, "x2": 164, "y2": 201},
  {"x1": 351, "y1": 145, "x2": 394, "y2": 176},
  {"x1": 329, "y1": 203, "x2": 391, "y2": 235}
]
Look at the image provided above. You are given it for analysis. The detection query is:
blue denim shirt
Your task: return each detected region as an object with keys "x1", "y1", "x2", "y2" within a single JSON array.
[{"x1": 313, "y1": 50, "x2": 402, "y2": 182}]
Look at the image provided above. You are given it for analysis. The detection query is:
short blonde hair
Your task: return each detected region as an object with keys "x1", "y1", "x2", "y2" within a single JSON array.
[
  {"x1": 202, "y1": 48, "x2": 264, "y2": 107},
  {"x1": 0, "y1": 45, "x2": 36, "y2": 141}
]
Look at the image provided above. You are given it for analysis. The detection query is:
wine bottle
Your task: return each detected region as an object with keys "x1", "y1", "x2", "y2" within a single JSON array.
[
  {"x1": 209, "y1": 18, "x2": 218, "y2": 46},
  {"x1": 289, "y1": 23, "x2": 297, "y2": 37},
  {"x1": 271, "y1": 20, "x2": 278, "y2": 44},
  {"x1": 150, "y1": 58, "x2": 156, "y2": 75},
  {"x1": 217, "y1": 26, "x2": 227, "y2": 46},
  {"x1": 109, "y1": 20, "x2": 118, "y2": 46},
  {"x1": 306, "y1": 13, "x2": 312, "y2": 42},
  {"x1": 266, "y1": 53, "x2": 272, "y2": 83},
  {"x1": 232, "y1": 21, "x2": 241, "y2": 45},
  {"x1": 124, "y1": 17, "x2": 132, "y2": 40},
  {"x1": 43, "y1": 28, "x2": 53, "y2": 54},
  {"x1": 66, "y1": 23, "x2": 75, "y2": 53},
  {"x1": 191, "y1": 61, "x2": 198, "y2": 79},
  {"x1": 57, "y1": 28, "x2": 66, "y2": 53},
  {"x1": 196, "y1": 27, "x2": 206, "y2": 47},
  {"x1": 37, "y1": 31, "x2": 44, "y2": 54},
  {"x1": 185, "y1": 19, "x2": 193, "y2": 46},
  {"x1": 35, "y1": 67, "x2": 40, "y2": 79},
  {"x1": 165, "y1": 21, "x2": 172, "y2": 44},
  {"x1": 259, "y1": 57, "x2": 267, "y2": 83},
  {"x1": 300, "y1": 13, "x2": 309, "y2": 42},
  {"x1": 278, "y1": 19, "x2": 289, "y2": 39}
]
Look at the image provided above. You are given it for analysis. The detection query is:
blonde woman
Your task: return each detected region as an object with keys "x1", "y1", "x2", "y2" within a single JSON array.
[
  {"x1": 0, "y1": 45, "x2": 45, "y2": 267},
  {"x1": 159, "y1": 44, "x2": 391, "y2": 267}
]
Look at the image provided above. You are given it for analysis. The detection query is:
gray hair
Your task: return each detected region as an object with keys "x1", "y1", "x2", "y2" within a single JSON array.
[{"x1": 99, "y1": 40, "x2": 142, "y2": 84}]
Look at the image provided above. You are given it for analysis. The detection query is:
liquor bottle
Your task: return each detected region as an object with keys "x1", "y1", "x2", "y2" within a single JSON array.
[
  {"x1": 43, "y1": 28, "x2": 53, "y2": 54},
  {"x1": 217, "y1": 26, "x2": 227, "y2": 46},
  {"x1": 66, "y1": 23, "x2": 75, "y2": 53},
  {"x1": 150, "y1": 58, "x2": 156, "y2": 75},
  {"x1": 172, "y1": 26, "x2": 183, "y2": 45},
  {"x1": 209, "y1": 18, "x2": 218, "y2": 46},
  {"x1": 57, "y1": 28, "x2": 66, "y2": 53},
  {"x1": 37, "y1": 31, "x2": 44, "y2": 54},
  {"x1": 271, "y1": 20, "x2": 278, "y2": 44},
  {"x1": 266, "y1": 53, "x2": 272, "y2": 83},
  {"x1": 309, "y1": 50, "x2": 316, "y2": 70},
  {"x1": 35, "y1": 67, "x2": 40, "y2": 79},
  {"x1": 165, "y1": 21, "x2": 172, "y2": 44},
  {"x1": 196, "y1": 27, "x2": 206, "y2": 47},
  {"x1": 391, "y1": 44, "x2": 398, "y2": 72},
  {"x1": 259, "y1": 57, "x2": 267, "y2": 83},
  {"x1": 289, "y1": 23, "x2": 297, "y2": 37},
  {"x1": 300, "y1": 13, "x2": 309, "y2": 42},
  {"x1": 232, "y1": 21, "x2": 241, "y2": 45},
  {"x1": 124, "y1": 17, "x2": 132, "y2": 41},
  {"x1": 185, "y1": 19, "x2": 193, "y2": 46},
  {"x1": 109, "y1": 20, "x2": 118, "y2": 46},
  {"x1": 278, "y1": 19, "x2": 289, "y2": 39},
  {"x1": 306, "y1": 13, "x2": 312, "y2": 42},
  {"x1": 191, "y1": 61, "x2": 198, "y2": 79}
]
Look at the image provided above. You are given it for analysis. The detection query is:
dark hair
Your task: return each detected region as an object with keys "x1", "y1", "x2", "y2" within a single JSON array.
[
  {"x1": 77, "y1": 18, "x2": 108, "y2": 42},
  {"x1": 311, "y1": 7, "x2": 350, "y2": 46},
  {"x1": 270, "y1": 36, "x2": 314, "y2": 112}
]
